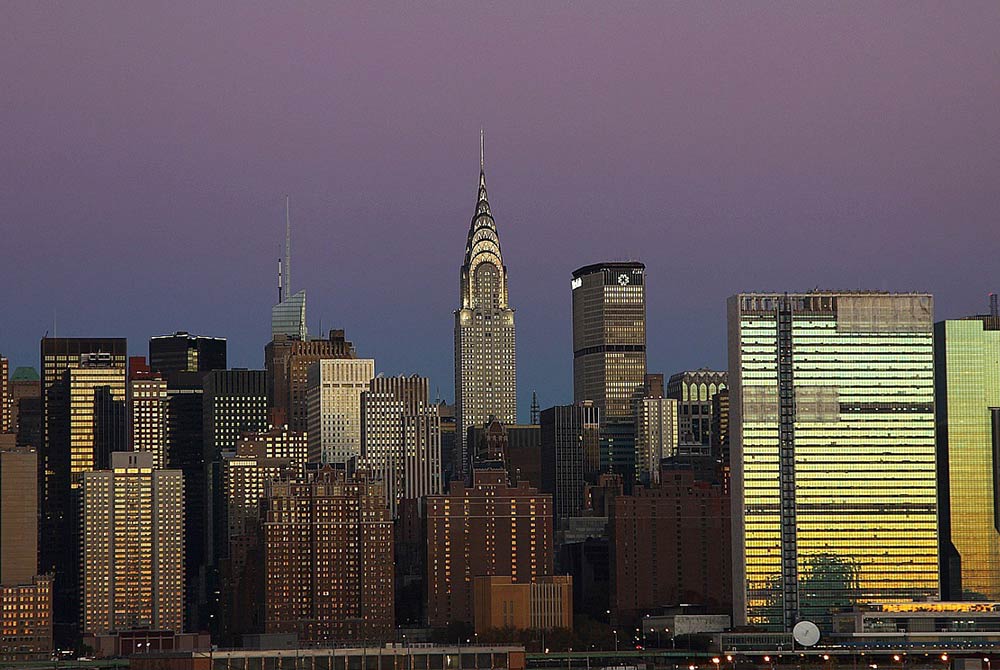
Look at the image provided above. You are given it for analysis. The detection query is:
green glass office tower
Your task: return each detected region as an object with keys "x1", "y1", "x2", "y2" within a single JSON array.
[
  {"x1": 728, "y1": 292, "x2": 938, "y2": 631},
  {"x1": 936, "y1": 304, "x2": 1000, "y2": 600}
]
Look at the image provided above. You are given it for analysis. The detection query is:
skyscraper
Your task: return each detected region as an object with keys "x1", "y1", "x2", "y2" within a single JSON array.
[
  {"x1": 81, "y1": 451, "x2": 184, "y2": 636},
  {"x1": 667, "y1": 369, "x2": 728, "y2": 456},
  {"x1": 271, "y1": 196, "x2": 308, "y2": 342},
  {"x1": 936, "y1": 299, "x2": 1000, "y2": 600},
  {"x1": 265, "y1": 329, "x2": 357, "y2": 430},
  {"x1": 540, "y1": 403, "x2": 601, "y2": 523},
  {"x1": 360, "y1": 374, "x2": 442, "y2": 516},
  {"x1": 9, "y1": 366, "x2": 40, "y2": 438},
  {"x1": 571, "y1": 262, "x2": 646, "y2": 418},
  {"x1": 128, "y1": 357, "x2": 168, "y2": 468},
  {"x1": 0, "y1": 442, "x2": 52, "y2": 655},
  {"x1": 306, "y1": 358, "x2": 375, "y2": 464},
  {"x1": 263, "y1": 465, "x2": 394, "y2": 644},
  {"x1": 454, "y1": 139, "x2": 517, "y2": 478},
  {"x1": 634, "y1": 396, "x2": 679, "y2": 485},
  {"x1": 0, "y1": 355, "x2": 8, "y2": 432},
  {"x1": 148, "y1": 332, "x2": 226, "y2": 376},
  {"x1": 728, "y1": 292, "x2": 938, "y2": 631},
  {"x1": 425, "y1": 467, "x2": 554, "y2": 628}
]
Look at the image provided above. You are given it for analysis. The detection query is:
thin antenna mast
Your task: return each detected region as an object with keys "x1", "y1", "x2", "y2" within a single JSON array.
[
  {"x1": 480, "y1": 127, "x2": 484, "y2": 170},
  {"x1": 278, "y1": 257, "x2": 283, "y2": 303},
  {"x1": 285, "y1": 195, "x2": 292, "y2": 298}
]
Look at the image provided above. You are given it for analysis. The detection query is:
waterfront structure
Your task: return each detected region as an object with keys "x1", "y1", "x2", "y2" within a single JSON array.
[
  {"x1": 426, "y1": 467, "x2": 554, "y2": 628},
  {"x1": 219, "y1": 427, "x2": 306, "y2": 640},
  {"x1": 265, "y1": 329, "x2": 357, "y2": 431},
  {"x1": 263, "y1": 465, "x2": 394, "y2": 644},
  {"x1": 306, "y1": 358, "x2": 375, "y2": 463},
  {"x1": 148, "y1": 332, "x2": 226, "y2": 376},
  {"x1": 128, "y1": 357, "x2": 168, "y2": 468},
  {"x1": 81, "y1": 451, "x2": 184, "y2": 636},
  {"x1": 728, "y1": 292, "x2": 938, "y2": 630},
  {"x1": 936, "y1": 302, "x2": 1000, "y2": 600},
  {"x1": 634, "y1": 397, "x2": 679, "y2": 484},
  {"x1": 609, "y1": 466, "x2": 730, "y2": 625},
  {"x1": 454, "y1": 143, "x2": 517, "y2": 479},
  {"x1": 360, "y1": 374, "x2": 442, "y2": 516},
  {"x1": 571, "y1": 262, "x2": 646, "y2": 419},
  {"x1": 473, "y1": 575, "x2": 573, "y2": 634},
  {"x1": 540, "y1": 404, "x2": 601, "y2": 522},
  {"x1": 667, "y1": 369, "x2": 728, "y2": 456}
]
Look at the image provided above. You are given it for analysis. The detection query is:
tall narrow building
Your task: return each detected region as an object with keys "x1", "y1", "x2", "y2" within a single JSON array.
[
  {"x1": 454, "y1": 138, "x2": 517, "y2": 478},
  {"x1": 728, "y1": 292, "x2": 939, "y2": 631},
  {"x1": 306, "y1": 358, "x2": 375, "y2": 464},
  {"x1": 81, "y1": 451, "x2": 184, "y2": 636},
  {"x1": 936, "y1": 298, "x2": 1000, "y2": 600},
  {"x1": 128, "y1": 357, "x2": 168, "y2": 468}
]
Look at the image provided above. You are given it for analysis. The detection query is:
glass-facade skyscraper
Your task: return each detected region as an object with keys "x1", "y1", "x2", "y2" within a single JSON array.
[
  {"x1": 936, "y1": 308, "x2": 1000, "y2": 600},
  {"x1": 728, "y1": 292, "x2": 939, "y2": 631}
]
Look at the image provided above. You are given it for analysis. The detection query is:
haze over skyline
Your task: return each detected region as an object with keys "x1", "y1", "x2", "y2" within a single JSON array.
[{"x1": 2, "y1": 3, "x2": 999, "y2": 420}]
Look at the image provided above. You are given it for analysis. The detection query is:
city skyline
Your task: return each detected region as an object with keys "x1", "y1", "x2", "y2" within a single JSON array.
[{"x1": 2, "y1": 4, "x2": 999, "y2": 422}]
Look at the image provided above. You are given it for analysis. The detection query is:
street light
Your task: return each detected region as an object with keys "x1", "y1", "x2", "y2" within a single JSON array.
[{"x1": 613, "y1": 630, "x2": 619, "y2": 652}]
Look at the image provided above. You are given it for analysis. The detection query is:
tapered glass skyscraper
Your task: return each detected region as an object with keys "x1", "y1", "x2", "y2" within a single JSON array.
[
  {"x1": 728, "y1": 292, "x2": 939, "y2": 631},
  {"x1": 936, "y1": 302, "x2": 1000, "y2": 600},
  {"x1": 454, "y1": 138, "x2": 517, "y2": 477}
]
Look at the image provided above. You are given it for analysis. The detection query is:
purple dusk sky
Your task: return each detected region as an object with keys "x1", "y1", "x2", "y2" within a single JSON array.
[{"x1": 2, "y1": 3, "x2": 999, "y2": 418}]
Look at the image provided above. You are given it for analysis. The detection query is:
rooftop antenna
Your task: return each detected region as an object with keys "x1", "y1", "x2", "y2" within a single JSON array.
[
  {"x1": 530, "y1": 391, "x2": 539, "y2": 425},
  {"x1": 284, "y1": 195, "x2": 292, "y2": 298},
  {"x1": 277, "y1": 256, "x2": 283, "y2": 303},
  {"x1": 990, "y1": 293, "x2": 998, "y2": 318},
  {"x1": 480, "y1": 127, "x2": 484, "y2": 171}
]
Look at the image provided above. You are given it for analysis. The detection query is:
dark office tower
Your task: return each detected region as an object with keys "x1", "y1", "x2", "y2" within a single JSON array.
[
  {"x1": 609, "y1": 465, "x2": 731, "y2": 626},
  {"x1": 454, "y1": 140, "x2": 517, "y2": 481},
  {"x1": 39, "y1": 338, "x2": 126, "y2": 644},
  {"x1": 265, "y1": 329, "x2": 357, "y2": 430},
  {"x1": 667, "y1": 369, "x2": 728, "y2": 456},
  {"x1": 425, "y1": 467, "x2": 554, "y2": 628},
  {"x1": 571, "y1": 262, "x2": 646, "y2": 418},
  {"x1": 263, "y1": 466, "x2": 394, "y2": 645},
  {"x1": 0, "y1": 443, "x2": 53, "y2": 656},
  {"x1": 436, "y1": 401, "x2": 457, "y2": 484},
  {"x1": 540, "y1": 403, "x2": 601, "y2": 524},
  {"x1": 936, "y1": 300, "x2": 1000, "y2": 600},
  {"x1": 203, "y1": 370, "x2": 268, "y2": 572},
  {"x1": 149, "y1": 332, "x2": 227, "y2": 376},
  {"x1": 468, "y1": 420, "x2": 542, "y2": 487},
  {"x1": 10, "y1": 366, "x2": 40, "y2": 436}
]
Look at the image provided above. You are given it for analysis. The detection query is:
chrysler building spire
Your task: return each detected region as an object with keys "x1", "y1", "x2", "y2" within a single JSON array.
[{"x1": 454, "y1": 133, "x2": 517, "y2": 479}]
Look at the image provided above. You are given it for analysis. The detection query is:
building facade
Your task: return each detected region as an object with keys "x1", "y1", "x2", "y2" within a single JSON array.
[
  {"x1": 265, "y1": 329, "x2": 357, "y2": 431},
  {"x1": 306, "y1": 358, "x2": 375, "y2": 464},
  {"x1": 148, "y1": 332, "x2": 226, "y2": 377},
  {"x1": 263, "y1": 466, "x2": 394, "y2": 644},
  {"x1": 360, "y1": 374, "x2": 442, "y2": 516},
  {"x1": 571, "y1": 262, "x2": 646, "y2": 419},
  {"x1": 426, "y1": 468, "x2": 554, "y2": 628},
  {"x1": 936, "y1": 307, "x2": 1000, "y2": 600},
  {"x1": 0, "y1": 444, "x2": 52, "y2": 656},
  {"x1": 609, "y1": 467, "x2": 730, "y2": 625},
  {"x1": 728, "y1": 292, "x2": 939, "y2": 631},
  {"x1": 540, "y1": 404, "x2": 600, "y2": 523},
  {"x1": 128, "y1": 358, "x2": 168, "y2": 468},
  {"x1": 454, "y1": 156, "x2": 517, "y2": 479},
  {"x1": 667, "y1": 370, "x2": 728, "y2": 456},
  {"x1": 634, "y1": 397, "x2": 679, "y2": 485},
  {"x1": 271, "y1": 290, "x2": 308, "y2": 342},
  {"x1": 9, "y1": 366, "x2": 40, "y2": 439},
  {"x1": 473, "y1": 575, "x2": 573, "y2": 634},
  {"x1": 81, "y1": 451, "x2": 184, "y2": 636}
]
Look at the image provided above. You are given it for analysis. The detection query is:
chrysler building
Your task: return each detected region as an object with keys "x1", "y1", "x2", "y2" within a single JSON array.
[{"x1": 454, "y1": 133, "x2": 517, "y2": 477}]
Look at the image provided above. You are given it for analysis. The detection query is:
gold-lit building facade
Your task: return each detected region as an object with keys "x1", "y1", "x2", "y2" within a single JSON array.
[
  {"x1": 728, "y1": 292, "x2": 939, "y2": 631},
  {"x1": 454, "y1": 157, "x2": 517, "y2": 479},
  {"x1": 81, "y1": 451, "x2": 184, "y2": 635},
  {"x1": 936, "y1": 311, "x2": 1000, "y2": 600}
]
